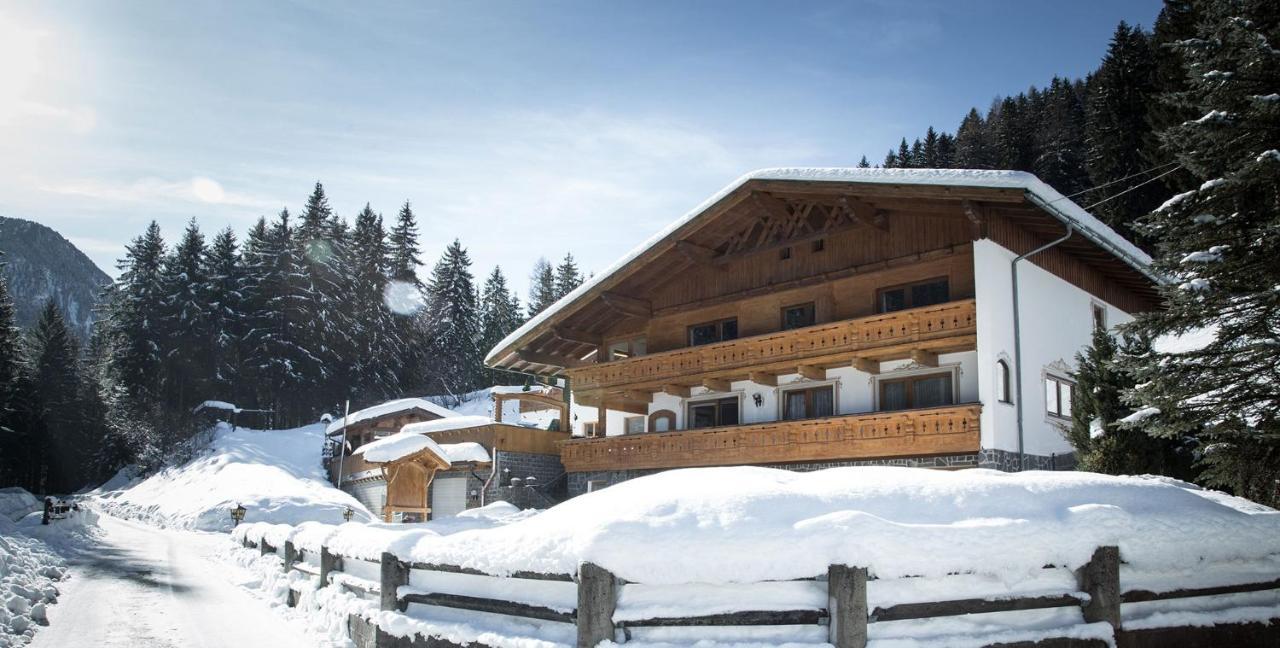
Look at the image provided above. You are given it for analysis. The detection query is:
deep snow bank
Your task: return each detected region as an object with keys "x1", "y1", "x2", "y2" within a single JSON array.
[
  {"x1": 0, "y1": 497, "x2": 97, "y2": 647},
  {"x1": 91, "y1": 422, "x2": 373, "y2": 531},
  {"x1": 390, "y1": 466, "x2": 1280, "y2": 584}
]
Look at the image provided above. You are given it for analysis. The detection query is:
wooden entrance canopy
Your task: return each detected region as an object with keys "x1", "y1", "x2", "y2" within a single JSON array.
[{"x1": 374, "y1": 446, "x2": 451, "y2": 523}]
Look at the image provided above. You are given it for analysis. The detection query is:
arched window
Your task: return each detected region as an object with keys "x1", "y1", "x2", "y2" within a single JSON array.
[
  {"x1": 649, "y1": 410, "x2": 676, "y2": 433},
  {"x1": 996, "y1": 359, "x2": 1012, "y2": 404}
]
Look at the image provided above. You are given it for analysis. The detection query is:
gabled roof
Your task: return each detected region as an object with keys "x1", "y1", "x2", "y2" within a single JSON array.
[
  {"x1": 325, "y1": 397, "x2": 458, "y2": 435},
  {"x1": 486, "y1": 167, "x2": 1158, "y2": 374}
]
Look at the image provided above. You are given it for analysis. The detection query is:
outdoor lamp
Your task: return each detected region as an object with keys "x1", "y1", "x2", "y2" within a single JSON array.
[
  {"x1": 230, "y1": 503, "x2": 247, "y2": 526},
  {"x1": 343, "y1": 507, "x2": 354, "y2": 522}
]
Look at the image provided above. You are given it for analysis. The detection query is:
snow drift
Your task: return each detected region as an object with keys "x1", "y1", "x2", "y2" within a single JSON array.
[
  {"x1": 388, "y1": 466, "x2": 1280, "y2": 585},
  {"x1": 0, "y1": 492, "x2": 97, "y2": 647},
  {"x1": 91, "y1": 422, "x2": 373, "y2": 531}
]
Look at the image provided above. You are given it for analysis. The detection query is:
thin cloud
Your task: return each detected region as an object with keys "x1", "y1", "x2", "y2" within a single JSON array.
[{"x1": 37, "y1": 176, "x2": 276, "y2": 209}]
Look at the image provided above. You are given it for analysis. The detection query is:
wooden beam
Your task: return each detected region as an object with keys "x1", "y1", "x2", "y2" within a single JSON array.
[
  {"x1": 797, "y1": 364, "x2": 826, "y2": 381},
  {"x1": 622, "y1": 390, "x2": 652, "y2": 404},
  {"x1": 662, "y1": 384, "x2": 691, "y2": 398},
  {"x1": 552, "y1": 326, "x2": 602, "y2": 347},
  {"x1": 702, "y1": 377, "x2": 731, "y2": 392},
  {"x1": 600, "y1": 292, "x2": 651, "y2": 318},
  {"x1": 961, "y1": 199, "x2": 985, "y2": 238},
  {"x1": 675, "y1": 240, "x2": 720, "y2": 267},
  {"x1": 596, "y1": 404, "x2": 607, "y2": 437},
  {"x1": 851, "y1": 357, "x2": 880, "y2": 375},
  {"x1": 839, "y1": 196, "x2": 889, "y2": 232},
  {"x1": 910, "y1": 349, "x2": 939, "y2": 367},
  {"x1": 606, "y1": 400, "x2": 649, "y2": 416},
  {"x1": 748, "y1": 371, "x2": 777, "y2": 387},
  {"x1": 751, "y1": 191, "x2": 793, "y2": 223},
  {"x1": 517, "y1": 350, "x2": 587, "y2": 369}
]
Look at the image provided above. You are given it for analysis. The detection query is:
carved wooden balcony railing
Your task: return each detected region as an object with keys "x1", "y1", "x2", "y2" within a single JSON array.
[
  {"x1": 567, "y1": 299, "x2": 977, "y2": 393},
  {"x1": 559, "y1": 404, "x2": 981, "y2": 472}
]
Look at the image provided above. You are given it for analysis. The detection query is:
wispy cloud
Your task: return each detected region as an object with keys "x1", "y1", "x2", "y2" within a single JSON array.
[{"x1": 37, "y1": 176, "x2": 277, "y2": 209}]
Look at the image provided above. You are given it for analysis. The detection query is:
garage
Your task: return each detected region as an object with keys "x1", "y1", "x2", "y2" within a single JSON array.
[{"x1": 430, "y1": 475, "x2": 469, "y2": 519}]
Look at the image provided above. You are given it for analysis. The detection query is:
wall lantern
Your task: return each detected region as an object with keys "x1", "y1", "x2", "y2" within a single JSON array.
[
  {"x1": 230, "y1": 503, "x2": 247, "y2": 527},
  {"x1": 753, "y1": 393, "x2": 764, "y2": 407},
  {"x1": 343, "y1": 507, "x2": 354, "y2": 522}
]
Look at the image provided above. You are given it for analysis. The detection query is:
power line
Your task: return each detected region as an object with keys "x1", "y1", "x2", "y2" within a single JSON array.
[
  {"x1": 1080, "y1": 165, "x2": 1184, "y2": 212},
  {"x1": 1049, "y1": 161, "x2": 1181, "y2": 204}
]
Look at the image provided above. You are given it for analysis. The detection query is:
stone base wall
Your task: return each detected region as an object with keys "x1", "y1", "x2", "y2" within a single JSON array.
[
  {"x1": 567, "y1": 449, "x2": 1077, "y2": 497},
  {"x1": 483, "y1": 451, "x2": 566, "y2": 509}
]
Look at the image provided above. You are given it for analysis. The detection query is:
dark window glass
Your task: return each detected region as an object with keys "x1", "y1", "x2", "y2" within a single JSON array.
[
  {"x1": 996, "y1": 360, "x2": 1011, "y2": 403},
  {"x1": 782, "y1": 303, "x2": 816, "y2": 330},
  {"x1": 785, "y1": 391, "x2": 807, "y2": 420},
  {"x1": 690, "y1": 404, "x2": 718, "y2": 429},
  {"x1": 721, "y1": 319, "x2": 738, "y2": 341},
  {"x1": 718, "y1": 400, "x2": 739, "y2": 426},
  {"x1": 880, "y1": 381, "x2": 909, "y2": 411},
  {"x1": 879, "y1": 373, "x2": 954, "y2": 411},
  {"x1": 783, "y1": 386, "x2": 835, "y2": 420},
  {"x1": 688, "y1": 397, "x2": 739, "y2": 429},
  {"x1": 813, "y1": 387, "x2": 834, "y2": 417},
  {"x1": 812, "y1": 239, "x2": 825, "y2": 252},
  {"x1": 914, "y1": 375, "x2": 953, "y2": 408},
  {"x1": 689, "y1": 319, "x2": 738, "y2": 346},
  {"x1": 780, "y1": 247, "x2": 791, "y2": 260},
  {"x1": 880, "y1": 288, "x2": 907, "y2": 313}
]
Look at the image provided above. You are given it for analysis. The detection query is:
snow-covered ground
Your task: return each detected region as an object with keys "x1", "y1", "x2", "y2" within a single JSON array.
[
  {"x1": 89, "y1": 422, "x2": 373, "y2": 531},
  {"x1": 0, "y1": 498, "x2": 95, "y2": 647}
]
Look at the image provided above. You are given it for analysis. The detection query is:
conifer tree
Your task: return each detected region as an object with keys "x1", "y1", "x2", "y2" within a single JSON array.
[
  {"x1": 26, "y1": 300, "x2": 86, "y2": 492},
  {"x1": 202, "y1": 227, "x2": 246, "y2": 401},
  {"x1": 992, "y1": 95, "x2": 1035, "y2": 171},
  {"x1": 158, "y1": 219, "x2": 209, "y2": 413},
  {"x1": 0, "y1": 257, "x2": 24, "y2": 484},
  {"x1": 527, "y1": 258, "x2": 557, "y2": 317},
  {"x1": 922, "y1": 127, "x2": 940, "y2": 167},
  {"x1": 389, "y1": 201, "x2": 423, "y2": 285},
  {"x1": 936, "y1": 132, "x2": 956, "y2": 168},
  {"x1": 479, "y1": 267, "x2": 524, "y2": 383},
  {"x1": 114, "y1": 222, "x2": 167, "y2": 405},
  {"x1": 347, "y1": 204, "x2": 400, "y2": 400},
  {"x1": 1124, "y1": 0, "x2": 1280, "y2": 505},
  {"x1": 896, "y1": 138, "x2": 913, "y2": 168},
  {"x1": 424, "y1": 240, "x2": 482, "y2": 395},
  {"x1": 1034, "y1": 77, "x2": 1091, "y2": 196},
  {"x1": 553, "y1": 253, "x2": 583, "y2": 299},
  {"x1": 857, "y1": 155, "x2": 871, "y2": 168},
  {"x1": 954, "y1": 108, "x2": 995, "y2": 168},
  {"x1": 882, "y1": 150, "x2": 898, "y2": 168}
]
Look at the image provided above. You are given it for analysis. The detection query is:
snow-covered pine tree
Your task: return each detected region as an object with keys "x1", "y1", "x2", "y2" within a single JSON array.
[
  {"x1": 527, "y1": 258, "x2": 557, "y2": 317},
  {"x1": 113, "y1": 221, "x2": 167, "y2": 406},
  {"x1": 202, "y1": 227, "x2": 246, "y2": 403},
  {"x1": 922, "y1": 127, "x2": 940, "y2": 168},
  {"x1": 992, "y1": 95, "x2": 1035, "y2": 171},
  {"x1": 936, "y1": 132, "x2": 956, "y2": 168},
  {"x1": 479, "y1": 266, "x2": 524, "y2": 383},
  {"x1": 157, "y1": 219, "x2": 210, "y2": 415},
  {"x1": 554, "y1": 253, "x2": 583, "y2": 299},
  {"x1": 1034, "y1": 77, "x2": 1090, "y2": 196},
  {"x1": 296, "y1": 183, "x2": 350, "y2": 414},
  {"x1": 0, "y1": 253, "x2": 17, "y2": 424},
  {"x1": 1066, "y1": 327, "x2": 1189, "y2": 476},
  {"x1": 1124, "y1": 0, "x2": 1280, "y2": 505},
  {"x1": 896, "y1": 139, "x2": 913, "y2": 168},
  {"x1": 882, "y1": 149, "x2": 898, "y2": 168},
  {"x1": 954, "y1": 107, "x2": 995, "y2": 169},
  {"x1": 347, "y1": 203, "x2": 401, "y2": 401},
  {"x1": 26, "y1": 299, "x2": 87, "y2": 492},
  {"x1": 1085, "y1": 22, "x2": 1162, "y2": 241},
  {"x1": 424, "y1": 240, "x2": 482, "y2": 395},
  {"x1": 389, "y1": 201, "x2": 423, "y2": 285}
]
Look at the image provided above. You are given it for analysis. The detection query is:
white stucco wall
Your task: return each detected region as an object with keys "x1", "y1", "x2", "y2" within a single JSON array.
[{"x1": 972, "y1": 239, "x2": 1134, "y2": 457}]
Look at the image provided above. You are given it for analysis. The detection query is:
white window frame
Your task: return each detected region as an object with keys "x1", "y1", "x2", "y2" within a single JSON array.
[
  {"x1": 872, "y1": 364, "x2": 961, "y2": 411},
  {"x1": 623, "y1": 415, "x2": 646, "y2": 435},
  {"x1": 777, "y1": 378, "x2": 840, "y2": 420},
  {"x1": 1044, "y1": 373, "x2": 1075, "y2": 420}
]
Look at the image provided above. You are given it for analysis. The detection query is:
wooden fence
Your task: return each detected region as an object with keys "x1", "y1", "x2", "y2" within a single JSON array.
[{"x1": 242, "y1": 536, "x2": 1280, "y2": 648}]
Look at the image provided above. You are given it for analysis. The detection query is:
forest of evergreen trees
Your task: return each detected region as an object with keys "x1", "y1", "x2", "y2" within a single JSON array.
[
  {"x1": 0, "y1": 183, "x2": 587, "y2": 494},
  {"x1": 0, "y1": 0, "x2": 1274, "y2": 507}
]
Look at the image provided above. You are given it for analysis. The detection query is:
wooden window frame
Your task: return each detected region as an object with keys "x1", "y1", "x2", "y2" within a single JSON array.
[
  {"x1": 875, "y1": 276, "x2": 951, "y2": 314},
  {"x1": 877, "y1": 370, "x2": 956, "y2": 411},
  {"x1": 1045, "y1": 375, "x2": 1074, "y2": 419},
  {"x1": 685, "y1": 396, "x2": 741, "y2": 430},
  {"x1": 780, "y1": 302, "x2": 817, "y2": 331},
  {"x1": 582, "y1": 422, "x2": 598, "y2": 437},
  {"x1": 1091, "y1": 302, "x2": 1107, "y2": 331},
  {"x1": 781, "y1": 383, "x2": 837, "y2": 421},
  {"x1": 687, "y1": 318, "x2": 738, "y2": 347},
  {"x1": 648, "y1": 409, "x2": 676, "y2": 433},
  {"x1": 606, "y1": 336, "x2": 647, "y2": 361},
  {"x1": 623, "y1": 415, "x2": 646, "y2": 435}
]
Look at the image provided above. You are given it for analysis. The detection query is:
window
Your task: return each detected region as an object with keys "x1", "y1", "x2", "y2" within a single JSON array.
[
  {"x1": 582, "y1": 422, "x2": 598, "y2": 437},
  {"x1": 586, "y1": 479, "x2": 609, "y2": 493},
  {"x1": 783, "y1": 385, "x2": 835, "y2": 420},
  {"x1": 688, "y1": 318, "x2": 738, "y2": 346},
  {"x1": 812, "y1": 239, "x2": 825, "y2": 252},
  {"x1": 877, "y1": 278, "x2": 951, "y2": 313},
  {"x1": 607, "y1": 337, "x2": 647, "y2": 361},
  {"x1": 1092, "y1": 304, "x2": 1106, "y2": 331},
  {"x1": 1045, "y1": 376, "x2": 1074, "y2": 418},
  {"x1": 624, "y1": 416, "x2": 645, "y2": 435},
  {"x1": 996, "y1": 360, "x2": 1012, "y2": 404},
  {"x1": 649, "y1": 410, "x2": 676, "y2": 433},
  {"x1": 781, "y1": 303, "x2": 816, "y2": 330},
  {"x1": 879, "y1": 373, "x2": 954, "y2": 411},
  {"x1": 779, "y1": 247, "x2": 792, "y2": 260},
  {"x1": 687, "y1": 397, "x2": 739, "y2": 429}
]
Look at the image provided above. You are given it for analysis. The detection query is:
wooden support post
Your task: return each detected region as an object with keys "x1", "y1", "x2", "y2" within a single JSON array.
[
  {"x1": 319, "y1": 544, "x2": 339, "y2": 588},
  {"x1": 260, "y1": 541, "x2": 273, "y2": 557},
  {"x1": 828, "y1": 564, "x2": 868, "y2": 648},
  {"x1": 380, "y1": 552, "x2": 409, "y2": 612},
  {"x1": 493, "y1": 393, "x2": 505, "y2": 423},
  {"x1": 577, "y1": 562, "x2": 618, "y2": 648},
  {"x1": 910, "y1": 349, "x2": 938, "y2": 367},
  {"x1": 1076, "y1": 546, "x2": 1121, "y2": 631},
  {"x1": 748, "y1": 371, "x2": 777, "y2": 387},
  {"x1": 283, "y1": 540, "x2": 298, "y2": 573},
  {"x1": 851, "y1": 357, "x2": 880, "y2": 375},
  {"x1": 596, "y1": 405, "x2": 607, "y2": 438},
  {"x1": 703, "y1": 377, "x2": 731, "y2": 392},
  {"x1": 797, "y1": 364, "x2": 826, "y2": 381}
]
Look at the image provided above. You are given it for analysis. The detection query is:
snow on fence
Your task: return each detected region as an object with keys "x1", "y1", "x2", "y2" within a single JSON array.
[{"x1": 236, "y1": 528, "x2": 1280, "y2": 648}]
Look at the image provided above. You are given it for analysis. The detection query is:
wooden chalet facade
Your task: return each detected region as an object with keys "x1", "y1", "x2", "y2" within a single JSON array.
[{"x1": 485, "y1": 169, "x2": 1160, "y2": 496}]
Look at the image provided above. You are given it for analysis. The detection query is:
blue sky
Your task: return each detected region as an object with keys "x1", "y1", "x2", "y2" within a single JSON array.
[{"x1": 0, "y1": 0, "x2": 1162, "y2": 298}]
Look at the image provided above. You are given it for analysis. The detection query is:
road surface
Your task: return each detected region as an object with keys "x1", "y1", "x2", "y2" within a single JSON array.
[{"x1": 32, "y1": 513, "x2": 315, "y2": 648}]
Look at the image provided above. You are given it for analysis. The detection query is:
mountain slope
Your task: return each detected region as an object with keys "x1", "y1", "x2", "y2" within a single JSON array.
[{"x1": 0, "y1": 216, "x2": 110, "y2": 339}]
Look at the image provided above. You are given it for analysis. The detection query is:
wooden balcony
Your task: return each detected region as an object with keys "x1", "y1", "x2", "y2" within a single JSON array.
[
  {"x1": 559, "y1": 404, "x2": 981, "y2": 472},
  {"x1": 567, "y1": 299, "x2": 977, "y2": 393}
]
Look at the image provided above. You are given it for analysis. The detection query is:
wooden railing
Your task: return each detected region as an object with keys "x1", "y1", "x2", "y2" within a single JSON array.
[
  {"x1": 567, "y1": 299, "x2": 977, "y2": 392},
  {"x1": 560, "y1": 404, "x2": 981, "y2": 472}
]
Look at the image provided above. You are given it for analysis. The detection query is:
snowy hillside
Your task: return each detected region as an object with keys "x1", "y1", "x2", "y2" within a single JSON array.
[
  {"x1": 91, "y1": 422, "x2": 373, "y2": 531},
  {"x1": 0, "y1": 215, "x2": 110, "y2": 340},
  {"x1": 429, "y1": 386, "x2": 594, "y2": 432}
]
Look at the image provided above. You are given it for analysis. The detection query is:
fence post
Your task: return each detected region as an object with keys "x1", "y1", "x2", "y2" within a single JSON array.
[
  {"x1": 380, "y1": 552, "x2": 409, "y2": 612},
  {"x1": 260, "y1": 541, "x2": 273, "y2": 557},
  {"x1": 1076, "y1": 546, "x2": 1121, "y2": 630},
  {"x1": 577, "y1": 562, "x2": 617, "y2": 648},
  {"x1": 319, "y1": 544, "x2": 339, "y2": 588},
  {"x1": 283, "y1": 540, "x2": 297, "y2": 573},
  {"x1": 828, "y1": 565, "x2": 868, "y2": 648}
]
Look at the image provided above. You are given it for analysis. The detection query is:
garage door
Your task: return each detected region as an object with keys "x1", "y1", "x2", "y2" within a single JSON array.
[{"x1": 430, "y1": 477, "x2": 468, "y2": 519}]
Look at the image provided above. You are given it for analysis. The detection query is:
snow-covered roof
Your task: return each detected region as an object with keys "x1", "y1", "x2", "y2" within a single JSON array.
[
  {"x1": 486, "y1": 167, "x2": 1157, "y2": 366},
  {"x1": 439, "y1": 441, "x2": 492, "y2": 464},
  {"x1": 400, "y1": 415, "x2": 495, "y2": 436},
  {"x1": 490, "y1": 385, "x2": 557, "y2": 396},
  {"x1": 325, "y1": 398, "x2": 458, "y2": 435},
  {"x1": 194, "y1": 400, "x2": 239, "y2": 413},
  {"x1": 353, "y1": 430, "x2": 452, "y2": 466}
]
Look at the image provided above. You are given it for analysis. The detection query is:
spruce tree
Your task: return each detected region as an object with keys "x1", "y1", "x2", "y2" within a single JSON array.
[
  {"x1": 1034, "y1": 77, "x2": 1091, "y2": 196},
  {"x1": 347, "y1": 204, "x2": 400, "y2": 400},
  {"x1": 157, "y1": 219, "x2": 209, "y2": 414},
  {"x1": 882, "y1": 150, "x2": 898, "y2": 168},
  {"x1": 479, "y1": 267, "x2": 524, "y2": 383},
  {"x1": 896, "y1": 138, "x2": 913, "y2": 168},
  {"x1": 954, "y1": 108, "x2": 995, "y2": 169},
  {"x1": 992, "y1": 95, "x2": 1035, "y2": 171},
  {"x1": 26, "y1": 300, "x2": 86, "y2": 492},
  {"x1": 202, "y1": 227, "x2": 246, "y2": 401},
  {"x1": 424, "y1": 240, "x2": 482, "y2": 395},
  {"x1": 936, "y1": 132, "x2": 956, "y2": 168},
  {"x1": 0, "y1": 256, "x2": 24, "y2": 485},
  {"x1": 389, "y1": 201, "x2": 423, "y2": 285},
  {"x1": 114, "y1": 222, "x2": 167, "y2": 405},
  {"x1": 553, "y1": 253, "x2": 583, "y2": 299},
  {"x1": 922, "y1": 127, "x2": 940, "y2": 167},
  {"x1": 1124, "y1": 0, "x2": 1280, "y2": 505},
  {"x1": 527, "y1": 258, "x2": 557, "y2": 317},
  {"x1": 857, "y1": 156, "x2": 871, "y2": 168}
]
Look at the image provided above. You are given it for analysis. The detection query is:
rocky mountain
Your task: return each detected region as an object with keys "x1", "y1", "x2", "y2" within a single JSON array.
[{"x1": 0, "y1": 216, "x2": 111, "y2": 340}]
